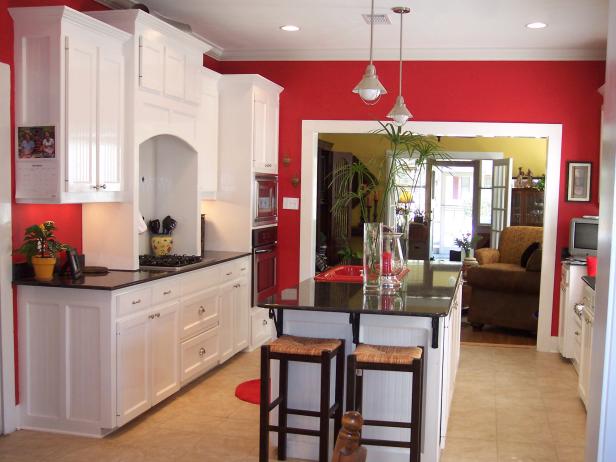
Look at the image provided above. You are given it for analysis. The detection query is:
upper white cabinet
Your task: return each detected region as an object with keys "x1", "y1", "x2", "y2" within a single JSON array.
[
  {"x1": 219, "y1": 75, "x2": 283, "y2": 176},
  {"x1": 198, "y1": 68, "x2": 221, "y2": 199},
  {"x1": 10, "y1": 7, "x2": 130, "y2": 203}
]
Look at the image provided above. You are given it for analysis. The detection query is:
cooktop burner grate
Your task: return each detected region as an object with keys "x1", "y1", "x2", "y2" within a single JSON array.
[{"x1": 139, "y1": 254, "x2": 204, "y2": 271}]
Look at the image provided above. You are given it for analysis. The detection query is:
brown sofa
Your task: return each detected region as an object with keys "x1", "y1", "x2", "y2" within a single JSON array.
[{"x1": 466, "y1": 226, "x2": 543, "y2": 332}]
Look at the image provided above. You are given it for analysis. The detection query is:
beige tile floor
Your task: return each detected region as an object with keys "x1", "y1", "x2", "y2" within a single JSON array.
[{"x1": 0, "y1": 344, "x2": 585, "y2": 461}]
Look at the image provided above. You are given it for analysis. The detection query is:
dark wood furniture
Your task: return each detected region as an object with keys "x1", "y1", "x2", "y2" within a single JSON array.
[
  {"x1": 260, "y1": 335, "x2": 346, "y2": 462},
  {"x1": 408, "y1": 222, "x2": 430, "y2": 260},
  {"x1": 346, "y1": 344, "x2": 424, "y2": 462},
  {"x1": 510, "y1": 188, "x2": 544, "y2": 226},
  {"x1": 332, "y1": 412, "x2": 368, "y2": 462}
]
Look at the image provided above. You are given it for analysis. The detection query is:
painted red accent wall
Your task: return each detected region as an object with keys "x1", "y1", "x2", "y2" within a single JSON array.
[
  {"x1": 1, "y1": 0, "x2": 108, "y2": 404},
  {"x1": 211, "y1": 60, "x2": 604, "y2": 336}
]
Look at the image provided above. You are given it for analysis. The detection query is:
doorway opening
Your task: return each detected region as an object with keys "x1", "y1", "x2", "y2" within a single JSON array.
[{"x1": 301, "y1": 120, "x2": 561, "y2": 353}]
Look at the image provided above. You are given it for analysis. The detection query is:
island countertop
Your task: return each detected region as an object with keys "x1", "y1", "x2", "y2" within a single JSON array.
[{"x1": 259, "y1": 260, "x2": 462, "y2": 318}]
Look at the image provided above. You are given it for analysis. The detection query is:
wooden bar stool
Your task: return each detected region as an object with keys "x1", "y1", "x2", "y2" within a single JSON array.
[
  {"x1": 346, "y1": 344, "x2": 424, "y2": 462},
  {"x1": 260, "y1": 335, "x2": 346, "y2": 462}
]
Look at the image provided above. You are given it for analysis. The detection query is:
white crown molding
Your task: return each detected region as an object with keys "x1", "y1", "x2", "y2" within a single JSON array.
[{"x1": 217, "y1": 46, "x2": 606, "y2": 62}]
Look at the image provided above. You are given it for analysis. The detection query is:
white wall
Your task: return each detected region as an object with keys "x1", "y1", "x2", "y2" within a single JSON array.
[
  {"x1": 0, "y1": 64, "x2": 17, "y2": 433},
  {"x1": 587, "y1": 0, "x2": 616, "y2": 460}
]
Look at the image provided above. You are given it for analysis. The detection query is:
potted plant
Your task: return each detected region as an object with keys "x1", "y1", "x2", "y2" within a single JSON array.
[
  {"x1": 454, "y1": 233, "x2": 480, "y2": 260},
  {"x1": 16, "y1": 221, "x2": 70, "y2": 281}
]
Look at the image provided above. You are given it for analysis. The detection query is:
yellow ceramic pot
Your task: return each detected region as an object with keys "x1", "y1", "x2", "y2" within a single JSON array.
[
  {"x1": 31, "y1": 256, "x2": 56, "y2": 281},
  {"x1": 151, "y1": 236, "x2": 173, "y2": 256}
]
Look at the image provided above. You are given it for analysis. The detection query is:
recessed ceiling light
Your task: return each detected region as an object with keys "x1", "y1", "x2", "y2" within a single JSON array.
[
  {"x1": 526, "y1": 22, "x2": 547, "y2": 29},
  {"x1": 280, "y1": 25, "x2": 300, "y2": 32}
]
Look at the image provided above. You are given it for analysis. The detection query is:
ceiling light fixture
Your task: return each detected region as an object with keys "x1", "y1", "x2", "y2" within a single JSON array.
[
  {"x1": 353, "y1": 0, "x2": 387, "y2": 104},
  {"x1": 280, "y1": 25, "x2": 300, "y2": 32},
  {"x1": 387, "y1": 6, "x2": 412, "y2": 126},
  {"x1": 526, "y1": 22, "x2": 547, "y2": 29}
]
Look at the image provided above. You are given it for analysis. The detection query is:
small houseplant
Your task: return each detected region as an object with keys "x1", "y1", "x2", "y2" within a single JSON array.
[
  {"x1": 16, "y1": 221, "x2": 70, "y2": 281},
  {"x1": 454, "y1": 233, "x2": 480, "y2": 259}
]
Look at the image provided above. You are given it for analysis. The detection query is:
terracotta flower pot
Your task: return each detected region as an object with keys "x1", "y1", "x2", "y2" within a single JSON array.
[{"x1": 31, "y1": 256, "x2": 57, "y2": 281}]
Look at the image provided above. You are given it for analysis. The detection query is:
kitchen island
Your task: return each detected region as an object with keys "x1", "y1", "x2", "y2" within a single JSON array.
[{"x1": 258, "y1": 260, "x2": 462, "y2": 462}]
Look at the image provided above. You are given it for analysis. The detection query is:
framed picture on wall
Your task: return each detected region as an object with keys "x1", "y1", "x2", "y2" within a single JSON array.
[{"x1": 566, "y1": 162, "x2": 592, "y2": 202}]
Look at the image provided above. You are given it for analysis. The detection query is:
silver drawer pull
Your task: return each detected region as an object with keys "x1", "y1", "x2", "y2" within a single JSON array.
[
  {"x1": 575, "y1": 331, "x2": 580, "y2": 336},
  {"x1": 148, "y1": 314, "x2": 156, "y2": 319},
  {"x1": 156, "y1": 313, "x2": 161, "y2": 318},
  {"x1": 163, "y1": 290, "x2": 172, "y2": 295},
  {"x1": 262, "y1": 319, "x2": 268, "y2": 326},
  {"x1": 199, "y1": 347, "x2": 206, "y2": 357},
  {"x1": 226, "y1": 272, "x2": 232, "y2": 276},
  {"x1": 198, "y1": 306, "x2": 206, "y2": 315},
  {"x1": 240, "y1": 267, "x2": 247, "y2": 271},
  {"x1": 132, "y1": 299, "x2": 141, "y2": 305}
]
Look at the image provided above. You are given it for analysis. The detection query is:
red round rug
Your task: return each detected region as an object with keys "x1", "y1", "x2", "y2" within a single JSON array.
[{"x1": 235, "y1": 379, "x2": 262, "y2": 405}]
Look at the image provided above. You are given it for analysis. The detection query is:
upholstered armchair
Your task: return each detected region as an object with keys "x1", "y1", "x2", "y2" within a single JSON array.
[{"x1": 466, "y1": 226, "x2": 543, "y2": 332}]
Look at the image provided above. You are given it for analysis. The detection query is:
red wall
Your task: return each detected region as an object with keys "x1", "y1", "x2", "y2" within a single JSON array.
[{"x1": 211, "y1": 60, "x2": 604, "y2": 336}]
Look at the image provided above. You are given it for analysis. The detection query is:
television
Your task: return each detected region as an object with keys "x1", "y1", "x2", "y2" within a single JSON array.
[{"x1": 569, "y1": 217, "x2": 598, "y2": 258}]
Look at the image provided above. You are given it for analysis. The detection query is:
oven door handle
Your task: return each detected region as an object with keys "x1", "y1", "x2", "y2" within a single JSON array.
[{"x1": 255, "y1": 248, "x2": 274, "y2": 254}]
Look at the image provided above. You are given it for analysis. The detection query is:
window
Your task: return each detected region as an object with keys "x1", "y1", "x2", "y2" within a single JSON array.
[{"x1": 479, "y1": 160, "x2": 493, "y2": 225}]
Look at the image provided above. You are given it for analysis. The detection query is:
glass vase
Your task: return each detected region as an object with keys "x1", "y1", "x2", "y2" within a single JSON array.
[
  {"x1": 363, "y1": 223, "x2": 382, "y2": 293},
  {"x1": 380, "y1": 231, "x2": 405, "y2": 292}
]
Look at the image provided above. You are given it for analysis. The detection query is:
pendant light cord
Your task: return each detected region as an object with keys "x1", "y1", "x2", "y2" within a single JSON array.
[
  {"x1": 398, "y1": 10, "x2": 403, "y2": 95},
  {"x1": 369, "y1": 0, "x2": 375, "y2": 64}
]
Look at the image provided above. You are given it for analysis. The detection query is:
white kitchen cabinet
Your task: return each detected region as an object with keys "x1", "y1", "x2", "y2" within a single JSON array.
[
  {"x1": 149, "y1": 301, "x2": 181, "y2": 405},
  {"x1": 579, "y1": 283, "x2": 595, "y2": 409},
  {"x1": 180, "y1": 286, "x2": 220, "y2": 340},
  {"x1": 198, "y1": 67, "x2": 221, "y2": 199},
  {"x1": 219, "y1": 270, "x2": 251, "y2": 362},
  {"x1": 116, "y1": 311, "x2": 150, "y2": 426},
  {"x1": 252, "y1": 85, "x2": 280, "y2": 174},
  {"x1": 251, "y1": 307, "x2": 274, "y2": 349},
  {"x1": 219, "y1": 280, "x2": 237, "y2": 363},
  {"x1": 558, "y1": 263, "x2": 587, "y2": 362},
  {"x1": 10, "y1": 7, "x2": 129, "y2": 203},
  {"x1": 181, "y1": 326, "x2": 220, "y2": 385}
]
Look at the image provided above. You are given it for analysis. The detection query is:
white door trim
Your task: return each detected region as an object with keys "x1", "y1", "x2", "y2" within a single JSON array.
[
  {"x1": 300, "y1": 120, "x2": 561, "y2": 353},
  {"x1": 0, "y1": 63, "x2": 18, "y2": 433}
]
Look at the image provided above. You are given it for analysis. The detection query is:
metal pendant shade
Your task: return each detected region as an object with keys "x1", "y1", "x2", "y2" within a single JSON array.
[
  {"x1": 387, "y1": 6, "x2": 412, "y2": 126},
  {"x1": 353, "y1": 0, "x2": 387, "y2": 104}
]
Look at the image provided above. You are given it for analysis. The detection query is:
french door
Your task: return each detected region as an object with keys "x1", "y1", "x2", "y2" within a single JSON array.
[{"x1": 490, "y1": 158, "x2": 513, "y2": 248}]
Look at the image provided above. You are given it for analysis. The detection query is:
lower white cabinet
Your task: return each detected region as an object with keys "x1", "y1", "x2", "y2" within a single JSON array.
[
  {"x1": 220, "y1": 274, "x2": 251, "y2": 363},
  {"x1": 579, "y1": 284, "x2": 595, "y2": 409},
  {"x1": 17, "y1": 255, "x2": 252, "y2": 436},
  {"x1": 251, "y1": 307, "x2": 274, "y2": 348},
  {"x1": 116, "y1": 300, "x2": 180, "y2": 426}
]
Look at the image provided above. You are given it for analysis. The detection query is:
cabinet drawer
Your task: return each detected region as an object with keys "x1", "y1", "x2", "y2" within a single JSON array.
[
  {"x1": 181, "y1": 266, "x2": 220, "y2": 296},
  {"x1": 180, "y1": 287, "x2": 219, "y2": 340},
  {"x1": 117, "y1": 287, "x2": 152, "y2": 318},
  {"x1": 152, "y1": 279, "x2": 181, "y2": 305},
  {"x1": 181, "y1": 327, "x2": 219, "y2": 384},
  {"x1": 251, "y1": 308, "x2": 273, "y2": 347},
  {"x1": 221, "y1": 257, "x2": 251, "y2": 283}
]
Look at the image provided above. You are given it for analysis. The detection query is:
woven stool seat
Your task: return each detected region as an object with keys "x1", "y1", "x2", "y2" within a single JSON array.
[
  {"x1": 352, "y1": 344, "x2": 423, "y2": 365},
  {"x1": 269, "y1": 335, "x2": 342, "y2": 356}
]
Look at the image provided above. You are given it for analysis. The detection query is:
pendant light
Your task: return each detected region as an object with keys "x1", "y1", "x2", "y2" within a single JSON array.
[
  {"x1": 387, "y1": 6, "x2": 412, "y2": 126},
  {"x1": 353, "y1": 0, "x2": 387, "y2": 104}
]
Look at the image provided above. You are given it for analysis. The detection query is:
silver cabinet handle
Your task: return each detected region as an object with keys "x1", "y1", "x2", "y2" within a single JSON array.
[
  {"x1": 132, "y1": 299, "x2": 142, "y2": 305},
  {"x1": 234, "y1": 283, "x2": 241, "y2": 288},
  {"x1": 226, "y1": 272, "x2": 232, "y2": 276},
  {"x1": 198, "y1": 306, "x2": 206, "y2": 315},
  {"x1": 240, "y1": 267, "x2": 247, "y2": 271},
  {"x1": 155, "y1": 313, "x2": 161, "y2": 318},
  {"x1": 575, "y1": 331, "x2": 580, "y2": 336},
  {"x1": 163, "y1": 290, "x2": 172, "y2": 295},
  {"x1": 262, "y1": 319, "x2": 268, "y2": 326},
  {"x1": 574, "y1": 304, "x2": 585, "y2": 316},
  {"x1": 148, "y1": 314, "x2": 156, "y2": 319},
  {"x1": 199, "y1": 347, "x2": 206, "y2": 357}
]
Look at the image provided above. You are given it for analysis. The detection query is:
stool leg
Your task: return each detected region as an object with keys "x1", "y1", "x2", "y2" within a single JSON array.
[
  {"x1": 410, "y1": 359, "x2": 422, "y2": 462},
  {"x1": 278, "y1": 358, "x2": 288, "y2": 460},
  {"x1": 259, "y1": 345, "x2": 270, "y2": 462},
  {"x1": 319, "y1": 351, "x2": 331, "y2": 462},
  {"x1": 356, "y1": 366, "x2": 364, "y2": 414},
  {"x1": 346, "y1": 354, "x2": 357, "y2": 412},
  {"x1": 333, "y1": 342, "x2": 345, "y2": 441}
]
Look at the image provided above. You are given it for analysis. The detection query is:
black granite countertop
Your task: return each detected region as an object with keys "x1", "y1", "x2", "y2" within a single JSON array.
[
  {"x1": 582, "y1": 276, "x2": 596, "y2": 290},
  {"x1": 13, "y1": 251, "x2": 251, "y2": 291},
  {"x1": 259, "y1": 260, "x2": 462, "y2": 318}
]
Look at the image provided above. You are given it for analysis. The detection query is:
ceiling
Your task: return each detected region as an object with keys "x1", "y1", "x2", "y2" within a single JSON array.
[{"x1": 98, "y1": 0, "x2": 609, "y2": 61}]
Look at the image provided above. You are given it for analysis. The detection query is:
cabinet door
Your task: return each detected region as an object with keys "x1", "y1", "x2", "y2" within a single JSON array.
[
  {"x1": 219, "y1": 283, "x2": 235, "y2": 363},
  {"x1": 184, "y1": 53, "x2": 202, "y2": 104},
  {"x1": 139, "y1": 35, "x2": 164, "y2": 93},
  {"x1": 163, "y1": 45, "x2": 186, "y2": 100},
  {"x1": 265, "y1": 93, "x2": 279, "y2": 172},
  {"x1": 234, "y1": 278, "x2": 250, "y2": 352},
  {"x1": 65, "y1": 35, "x2": 97, "y2": 193},
  {"x1": 97, "y1": 44, "x2": 123, "y2": 192},
  {"x1": 198, "y1": 71, "x2": 219, "y2": 198},
  {"x1": 116, "y1": 313, "x2": 150, "y2": 426},
  {"x1": 180, "y1": 287, "x2": 219, "y2": 340},
  {"x1": 252, "y1": 93, "x2": 268, "y2": 172},
  {"x1": 149, "y1": 301, "x2": 181, "y2": 406}
]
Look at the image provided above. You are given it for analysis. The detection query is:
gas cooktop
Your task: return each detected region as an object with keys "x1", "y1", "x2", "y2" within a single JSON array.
[{"x1": 139, "y1": 254, "x2": 205, "y2": 271}]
